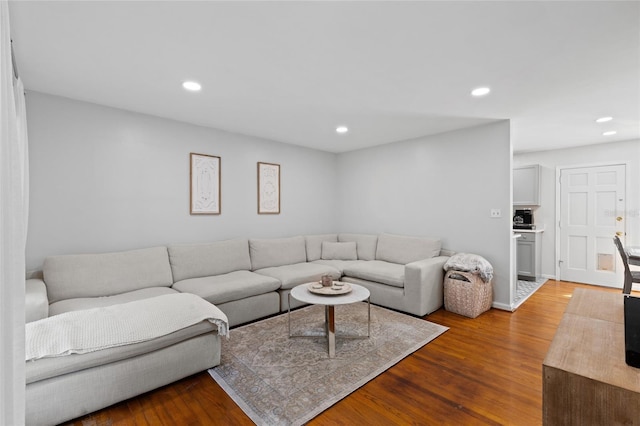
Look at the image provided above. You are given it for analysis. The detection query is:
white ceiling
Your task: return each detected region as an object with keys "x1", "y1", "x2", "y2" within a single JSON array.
[{"x1": 8, "y1": 1, "x2": 640, "y2": 154}]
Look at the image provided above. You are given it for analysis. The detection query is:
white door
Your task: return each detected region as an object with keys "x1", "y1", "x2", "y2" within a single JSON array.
[{"x1": 559, "y1": 164, "x2": 626, "y2": 287}]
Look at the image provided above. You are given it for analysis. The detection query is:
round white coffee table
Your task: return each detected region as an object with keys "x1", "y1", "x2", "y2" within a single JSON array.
[{"x1": 288, "y1": 282, "x2": 370, "y2": 358}]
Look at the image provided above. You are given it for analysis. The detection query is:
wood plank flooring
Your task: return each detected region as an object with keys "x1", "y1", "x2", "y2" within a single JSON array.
[{"x1": 63, "y1": 280, "x2": 619, "y2": 426}]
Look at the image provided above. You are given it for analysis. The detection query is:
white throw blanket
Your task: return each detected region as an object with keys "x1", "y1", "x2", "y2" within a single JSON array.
[
  {"x1": 443, "y1": 253, "x2": 494, "y2": 283},
  {"x1": 26, "y1": 293, "x2": 229, "y2": 361}
]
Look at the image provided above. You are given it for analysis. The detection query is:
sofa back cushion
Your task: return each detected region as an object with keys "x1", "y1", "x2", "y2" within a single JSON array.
[
  {"x1": 376, "y1": 233, "x2": 442, "y2": 265},
  {"x1": 338, "y1": 233, "x2": 378, "y2": 260},
  {"x1": 305, "y1": 234, "x2": 338, "y2": 261},
  {"x1": 168, "y1": 239, "x2": 251, "y2": 282},
  {"x1": 43, "y1": 247, "x2": 173, "y2": 303},
  {"x1": 250, "y1": 236, "x2": 307, "y2": 270}
]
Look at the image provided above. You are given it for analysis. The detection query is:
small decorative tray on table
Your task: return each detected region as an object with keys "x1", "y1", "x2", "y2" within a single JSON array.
[{"x1": 307, "y1": 281, "x2": 352, "y2": 295}]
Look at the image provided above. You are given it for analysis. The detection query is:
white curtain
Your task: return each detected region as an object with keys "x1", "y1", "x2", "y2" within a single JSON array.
[{"x1": 0, "y1": 1, "x2": 29, "y2": 424}]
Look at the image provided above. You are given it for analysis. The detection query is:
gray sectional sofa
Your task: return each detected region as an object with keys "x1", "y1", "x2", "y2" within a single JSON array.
[{"x1": 25, "y1": 232, "x2": 450, "y2": 425}]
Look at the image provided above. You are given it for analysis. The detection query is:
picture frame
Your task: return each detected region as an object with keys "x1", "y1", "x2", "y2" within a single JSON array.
[
  {"x1": 257, "y1": 162, "x2": 280, "y2": 214},
  {"x1": 190, "y1": 153, "x2": 221, "y2": 215}
]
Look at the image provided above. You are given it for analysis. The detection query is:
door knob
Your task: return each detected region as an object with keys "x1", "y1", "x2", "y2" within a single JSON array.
[
  {"x1": 617, "y1": 216, "x2": 623, "y2": 222},
  {"x1": 616, "y1": 231, "x2": 624, "y2": 236}
]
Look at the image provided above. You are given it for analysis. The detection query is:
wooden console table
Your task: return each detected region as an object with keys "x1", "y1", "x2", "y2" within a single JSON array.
[{"x1": 543, "y1": 288, "x2": 640, "y2": 425}]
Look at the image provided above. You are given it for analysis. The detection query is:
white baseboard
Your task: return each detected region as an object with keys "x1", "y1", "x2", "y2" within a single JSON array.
[{"x1": 492, "y1": 301, "x2": 514, "y2": 312}]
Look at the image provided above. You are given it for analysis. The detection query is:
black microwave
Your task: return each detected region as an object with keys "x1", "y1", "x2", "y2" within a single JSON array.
[{"x1": 513, "y1": 209, "x2": 533, "y2": 229}]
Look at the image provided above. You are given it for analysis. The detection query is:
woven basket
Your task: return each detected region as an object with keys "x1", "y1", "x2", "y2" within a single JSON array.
[{"x1": 443, "y1": 270, "x2": 492, "y2": 318}]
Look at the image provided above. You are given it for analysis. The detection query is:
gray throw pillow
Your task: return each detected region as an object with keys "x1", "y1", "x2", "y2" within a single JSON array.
[{"x1": 321, "y1": 241, "x2": 358, "y2": 260}]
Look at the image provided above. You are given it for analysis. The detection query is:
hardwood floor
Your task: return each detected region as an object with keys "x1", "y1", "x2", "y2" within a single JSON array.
[{"x1": 63, "y1": 280, "x2": 620, "y2": 426}]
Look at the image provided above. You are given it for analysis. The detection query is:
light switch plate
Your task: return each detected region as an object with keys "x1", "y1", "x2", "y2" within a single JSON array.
[{"x1": 490, "y1": 209, "x2": 502, "y2": 218}]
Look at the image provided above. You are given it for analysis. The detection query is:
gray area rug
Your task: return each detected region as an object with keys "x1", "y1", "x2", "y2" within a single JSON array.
[{"x1": 209, "y1": 302, "x2": 448, "y2": 426}]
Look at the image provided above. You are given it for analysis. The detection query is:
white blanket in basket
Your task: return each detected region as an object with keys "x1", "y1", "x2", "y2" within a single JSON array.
[
  {"x1": 443, "y1": 253, "x2": 494, "y2": 283},
  {"x1": 26, "y1": 293, "x2": 228, "y2": 361}
]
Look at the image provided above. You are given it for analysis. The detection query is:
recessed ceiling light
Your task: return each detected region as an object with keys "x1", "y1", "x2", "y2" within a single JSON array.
[
  {"x1": 596, "y1": 116, "x2": 613, "y2": 123},
  {"x1": 182, "y1": 81, "x2": 202, "y2": 92},
  {"x1": 603, "y1": 130, "x2": 617, "y2": 136},
  {"x1": 336, "y1": 126, "x2": 349, "y2": 134},
  {"x1": 471, "y1": 87, "x2": 490, "y2": 97}
]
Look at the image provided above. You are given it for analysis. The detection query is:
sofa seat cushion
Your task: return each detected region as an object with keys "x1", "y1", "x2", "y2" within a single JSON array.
[
  {"x1": 49, "y1": 287, "x2": 179, "y2": 317},
  {"x1": 311, "y1": 259, "x2": 364, "y2": 275},
  {"x1": 26, "y1": 319, "x2": 217, "y2": 384},
  {"x1": 254, "y1": 263, "x2": 341, "y2": 290},
  {"x1": 343, "y1": 260, "x2": 405, "y2": 288},
  {"x1": 172, "y1": 271, "x2": 281, "y2": 305}
]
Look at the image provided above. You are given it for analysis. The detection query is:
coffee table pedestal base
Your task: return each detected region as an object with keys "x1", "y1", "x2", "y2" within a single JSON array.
[{"x1": 287, "y1": 289, "x2": 370, "y2": 358}]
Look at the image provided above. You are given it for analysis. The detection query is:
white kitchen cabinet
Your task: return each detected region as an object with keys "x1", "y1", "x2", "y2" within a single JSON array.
[
  {"x1": 513, "y1": 165, "x2": 540, "y2": 206},
  {"x1": 516, "y1": 231, "x2": 542, "y2": 280}
]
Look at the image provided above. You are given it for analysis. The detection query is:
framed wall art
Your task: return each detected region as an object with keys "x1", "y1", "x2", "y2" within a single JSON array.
[
  {"x1": 257, "y1": 162, "x2": 280, "y2": 214},
  {"x1": 190, "y1": 153, "x2": 221, "y2": 215}
]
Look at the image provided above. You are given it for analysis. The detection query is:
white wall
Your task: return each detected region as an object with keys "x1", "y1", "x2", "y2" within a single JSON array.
[
  {"x1": 514, "y1": 139, "x2": 640, "y2": 278},
  {"x1": 25, "y1": 92, "x2": 338, "y2": 271},
  {"x1": 337, "y1": 121, "x2": 514, "y2": 308},
  {"x1": 26, "y1": 93, "x2": 515, "y2": 309}
]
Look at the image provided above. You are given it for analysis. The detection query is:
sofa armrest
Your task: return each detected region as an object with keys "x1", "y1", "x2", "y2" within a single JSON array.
[
  {"x1": 26, "y1": 278, "x2": 49, "y2": 322},
  {"x1": 404, "y1": 256, "x2": 449, "y2": 315}
]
